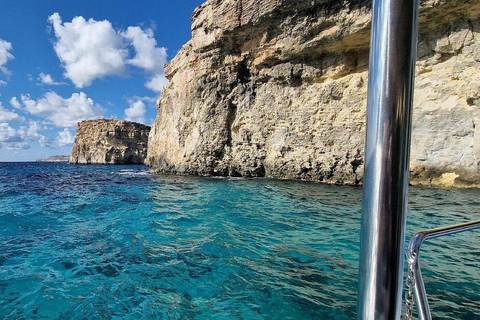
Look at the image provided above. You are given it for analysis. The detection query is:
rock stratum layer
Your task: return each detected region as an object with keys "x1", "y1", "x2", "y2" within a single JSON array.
[
  {"x1": 70, "y1": 119, "x2": 150, "y2": 164},
  {"x1": 147, "y1": 0, "x2": 480, "y2": 187}
]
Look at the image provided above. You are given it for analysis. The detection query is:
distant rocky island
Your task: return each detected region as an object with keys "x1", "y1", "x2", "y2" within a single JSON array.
[
  {"x1": 70, "y1": 119, "x2": 150, "y2": 165},
  {"x1": 36, "y1": 155, "x2": 70, "y2": 162},
  {"x1": 145, "y1": 0, "x2": 480, "y2": 188}
]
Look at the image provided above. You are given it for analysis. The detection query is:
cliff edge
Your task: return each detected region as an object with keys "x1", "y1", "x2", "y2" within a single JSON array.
[
  {"x1": 146, "y1": 0, "x2": 480, "y2": 187},
  {"x1": 70, "y1": 119, "x2": 150, "y2": 164}
]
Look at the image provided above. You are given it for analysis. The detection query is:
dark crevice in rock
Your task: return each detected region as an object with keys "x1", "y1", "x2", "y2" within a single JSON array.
[
  {"x1": 289, "y1": 67, "x2": 303, "y2": 87},
  {"x1": 351, "y1": 158, "x2": 362, "y2": 174},
  {"x1": 467, "y1": 97, "x2": 477, "y2": 106},
  {"x1": 238, "y1": 58, "x2": 251, "y2": 84},
  {"x1": 468, "y1": 19, "x2": 476, "y2": 40},
  {"x1": 237, "y1": 0, "x2": 243, "y2": 27},
  {"x1": 253, "y1": 164, "x2": 266, "y2": 177},
  {"x1": 226, "y1": 101, "x2": 238, "y2": 147}
]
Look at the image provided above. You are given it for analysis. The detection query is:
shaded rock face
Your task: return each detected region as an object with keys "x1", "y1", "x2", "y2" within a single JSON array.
[
  {"x1": 70, "y1": 119, "x2": 150, "y2": 164},
  {"x1": 146, "y1": 0, "x2": 480, "y2": 187}
]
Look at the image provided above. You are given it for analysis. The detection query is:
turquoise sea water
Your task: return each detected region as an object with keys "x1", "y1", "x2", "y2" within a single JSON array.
[{"x1": 0, "y1": 162, "x2": 479, "y2": 319}]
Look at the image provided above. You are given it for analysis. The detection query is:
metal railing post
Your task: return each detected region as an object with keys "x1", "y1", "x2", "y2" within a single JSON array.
[
  {"x1": 357, "y1": 0, "x2": 420, "y2": 318},
  {"x1": 407, "y1": 220, "x2": 480, "y2": 320}
]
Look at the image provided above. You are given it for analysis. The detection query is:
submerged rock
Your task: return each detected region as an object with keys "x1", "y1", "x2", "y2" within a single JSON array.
[
  {"x1": 70, "y1": 119, "x2": 150, "y2": 165},
  {"x1": 146, "y1": 0, "x2": 480, "y2": 187}
]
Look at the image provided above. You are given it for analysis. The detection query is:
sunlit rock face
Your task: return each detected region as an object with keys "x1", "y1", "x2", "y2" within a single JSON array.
[
  {"x1": 147, "y1": 0, "x2": 480, "y2": 187},
  {"x1": 70, "y1": 119, "x2": 150, "y2": 164}
]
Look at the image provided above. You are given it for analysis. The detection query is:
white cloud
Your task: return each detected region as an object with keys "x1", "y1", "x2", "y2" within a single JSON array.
[
  {"x1": 145, "y1": 74, "x2": 168, "y2": 92},
  {"x1": 0, "y1": 80, "x2": 6, "y2": 86},
  {"x1": 123, "y1": 27, "x2": 168, "y2": 93},
  {"x1": 0, "y1": 101, "x2": 23, "y2": 122},
  {"x1": 127, "y1": 95, "x2": 157, "y2": 104},
  {"x1": 0, "y1": 123, "x2": 22, "y2": 143},
  {"x1": 18, "y1": 120, "x2": 44, "y2": 139},
  {"x1": 10, "y1": 96, "x2": 23, "y2": 110},
  {"x1": 17, "y1": 91, "x2": 105, "y2": 128},
  {"x1": 4, "y1": 142, "x2": 30, "y2": 150},
  {"x1": 0, "y1": 38, "x2": 14, "y2": 76},
  {"x1": 18, "y1": 120, "x2": 52, "y2": 148},
  {"x1": 48, "y1": 13, "x2": 127, "y2": 88},
  {"x1": 140, "y1": 96, "x2": 157, "y2": 104},
  {"x1": 56, "y1": 128, "x2": 75, "y2": 146},
  {"x1": 0, "y1": 118, "x2": 55, "y2": 150},
  {"x1": 48, "y1": 13, "x2": 169, "y2": 91},
  {"x1": 125, "y1": 99, "x2": 146, "y2": 123},
  {"x1": 38, "y1": 72, "x2": 63, "y2": 85},
  {"x1": 0, "y1": 123, "x2": 29, "y2": 150},
  {"x1": 123, "y1": 26, "x2": 166, "y2": 74}
]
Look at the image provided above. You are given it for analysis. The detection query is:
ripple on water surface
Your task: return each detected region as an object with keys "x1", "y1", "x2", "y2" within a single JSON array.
[{"x1": 0, "y1": 163, "x2": 479, "y2": 319}]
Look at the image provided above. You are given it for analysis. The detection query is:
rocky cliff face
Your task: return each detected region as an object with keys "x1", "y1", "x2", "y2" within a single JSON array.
[
  {"x1": 70, "y1": 119, "x2": 150, "y2": 164},
  {"x1": 146, "y1": 0, "x2": 480, "y2": 187}
]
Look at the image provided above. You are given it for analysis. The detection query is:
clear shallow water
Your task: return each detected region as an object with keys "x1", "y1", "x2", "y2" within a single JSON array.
[{"x1": 0, "y1": 163, "x2": 479, "y2": 319}]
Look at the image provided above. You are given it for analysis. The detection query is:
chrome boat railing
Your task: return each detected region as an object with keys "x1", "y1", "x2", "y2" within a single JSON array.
[
  {"x1": 357, "y1": 0, "x2": 420, "y2": 317},
  {"x1": 405, "y1": 220, "x2": 480, "y2": 320}
]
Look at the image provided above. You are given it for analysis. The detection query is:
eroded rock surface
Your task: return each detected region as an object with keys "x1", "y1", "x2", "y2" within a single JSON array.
[
  {"x1": 70, "y1": 119, "x2": 150, "y2": 164},
  {"x1": 147, "y1": 0, "x2": 480, "y2": 187}
]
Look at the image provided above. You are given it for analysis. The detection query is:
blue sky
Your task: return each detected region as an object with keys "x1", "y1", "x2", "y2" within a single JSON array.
[{"x1": 0, "y1": 0, "x2": 205, "y2": 161}]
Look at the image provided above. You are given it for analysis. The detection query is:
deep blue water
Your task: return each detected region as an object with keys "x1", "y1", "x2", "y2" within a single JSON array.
[{"x1": 0, "y1": 162, "x2": 479, "y2": 319}]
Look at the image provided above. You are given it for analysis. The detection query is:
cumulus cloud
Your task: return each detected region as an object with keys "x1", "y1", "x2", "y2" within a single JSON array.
[
  {"x1": 125, "y1": 99, "x2": 146, "y2": 123},
  {"x1": 0, "y1": 123, "x2": 24, "y2": 146},
  {"x1": 38, "y1": 73, "x2": 63, "y2": 85},
  {"x1": 48, "y1": 13, "x2": 127, "y2": 88},
  {"x1": 16, "y1": 91, "x2": 105, "y2": 128},
  {"x1": 123, "y1": 26, "x2": 166, "y2": 73},
  {"x1": 18, "y1": 120, "x2": 52, "y2": 148},
  {"x1": 0, "y1": 110, "x2": 54, "y2": 150},
  {"x1": 18, "y1": 120, "x2": 44, "y2": 139},
  {"x1": 0, "y1": 101, "x2": 23, "y2": 122},
  {"x1": 3, "y1": 142, "x2": 30, "y2": 150},
  {"x1": 123, "y1": 27, "x2": 168, "y2": 92},
  {"x1": 48, "y1": 13, "x2": 168, "y2": 91},
  {"x1": 56, "y1": 128, "x2": 75, "y2": 147},
  {"x1": 0, "y1": 80, "x2": 6, "y2": 86},
  {"x1": 145, "y1": 74, "x2": 168, "y2": 92},
  {"x1": 0, "y1": 121, "x2": 50, "y2": 150},
  {"x1": 0, "y1": 38, "x2": 14, "y2": 76},
  {"x1": 10, "y1": 97, "x2": 23, "y2": 110}
]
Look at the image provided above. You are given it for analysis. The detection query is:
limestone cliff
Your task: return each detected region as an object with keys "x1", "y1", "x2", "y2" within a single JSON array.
[
  {"x1": 70, "y1": 119, "x2": 150, "y2": 165},
  {"x1": 147, "y1": 0, "x2": 480, "y2": 187}
]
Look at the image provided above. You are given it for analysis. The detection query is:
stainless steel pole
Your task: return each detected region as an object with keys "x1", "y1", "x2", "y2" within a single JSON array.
[
  {"x1": 407, "y1": 220, "x2": 480, "y2": 320},
  {"x1": 357, "y1": 0, "x2": 419, "y2": 318}
]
